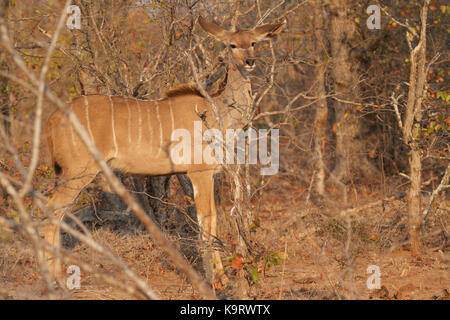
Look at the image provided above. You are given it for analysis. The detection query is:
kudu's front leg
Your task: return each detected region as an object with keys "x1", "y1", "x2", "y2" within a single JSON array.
[{"x1": 188, "y1": 170, "x2": 227, "y2": 288}]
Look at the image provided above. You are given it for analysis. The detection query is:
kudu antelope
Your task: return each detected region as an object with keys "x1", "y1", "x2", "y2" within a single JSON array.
[{"x1": 44, "y1": 16, "x2": 285, "y2": 286}]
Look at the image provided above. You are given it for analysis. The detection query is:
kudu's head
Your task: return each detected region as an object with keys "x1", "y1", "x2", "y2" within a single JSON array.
[{"x1": 198, "y1": 16, "x2": 285, "y2": 72}]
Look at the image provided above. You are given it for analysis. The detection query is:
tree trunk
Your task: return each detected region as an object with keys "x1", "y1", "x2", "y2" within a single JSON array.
[
  {"x1": 327, "y1": 0, "x2": 378, "y2": 182},
  {"x1": 312, "y1": 1, "x2": 328, "y2": 195},
  {"x1": 93, "y1": 173, "x2": 156, "y2": 222},
  {"x1": 145, "y1": 175, "x2": 171, "y2": 224},
  {"x1": 0, "y1": 75, "x2": 8, "y2": 135},
  {"x1": 402, "y1": 0, "x2": 430, "y2": 253},
  {"x1": 408, "y1": 145, "x2": 422, "y2": 252},
  {"x1": 0, "y1": 0, "x2": 9, "y2": 136}
]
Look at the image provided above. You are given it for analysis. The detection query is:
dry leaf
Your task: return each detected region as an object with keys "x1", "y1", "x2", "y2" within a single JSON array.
[{"x1": 231, "y1": 254, "x2": 243, "y2": 270}]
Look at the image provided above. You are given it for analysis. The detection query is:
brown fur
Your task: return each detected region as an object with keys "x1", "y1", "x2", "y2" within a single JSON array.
[{"x1": 165, "y1": 84, "x2": 204, "y2": 98}]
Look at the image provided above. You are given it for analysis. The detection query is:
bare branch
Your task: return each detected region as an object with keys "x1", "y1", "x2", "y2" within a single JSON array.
[
  {"x1": 0, "y1": 18, "x2": 216, "y2": 300},
  {"x1": 19, "y1": 0, "x2": 71, "y2": 199},
  {"x1": 423, "y1": 163, "x2": 450, "y2": 217}
]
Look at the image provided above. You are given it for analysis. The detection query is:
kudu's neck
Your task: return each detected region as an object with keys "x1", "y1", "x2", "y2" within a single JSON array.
[{"x1": 214, "y1": 61, "x2": 253, "y2": 129}]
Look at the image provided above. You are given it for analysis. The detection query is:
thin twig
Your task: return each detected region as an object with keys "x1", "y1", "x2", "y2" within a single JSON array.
[
  {"x1": 19, "y1": 0, "x2": 71, "y2": 199},
  {"x1": 0, "y1": 19, "x2": 216, "y2": 300},
  {"x1": 423, "y1": 163, "x2": 450, "y2": 217}
]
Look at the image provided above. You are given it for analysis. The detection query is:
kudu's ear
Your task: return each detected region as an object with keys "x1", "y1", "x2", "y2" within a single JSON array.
[
  {"x1": 252, "y1": 20, "x2": 286, "y2": 40},
  {"x1": 198, "y1": 16, "x2": 231, "y2": 41}
]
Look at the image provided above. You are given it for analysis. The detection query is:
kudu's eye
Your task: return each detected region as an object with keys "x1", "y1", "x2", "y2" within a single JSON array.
[{"x1": 230, "y1": 44, "x2": 237, "y2": 49}]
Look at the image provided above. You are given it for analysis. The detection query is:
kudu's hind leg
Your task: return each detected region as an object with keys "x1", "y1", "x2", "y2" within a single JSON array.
[
  {"x1": 45, "y1": 167, "x2": 98, "y2": 282},
  {"x1": 188, "y1": 170, "x2": 227, "y2": 287}
]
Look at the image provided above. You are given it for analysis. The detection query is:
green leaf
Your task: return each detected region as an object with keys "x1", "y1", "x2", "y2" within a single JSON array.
[
  {"x1": 270, "y1": 251, "x2": 288, "y2": 266},
  {"x1": 249, "y1": 267, "x2": 259, "y2": 283},
  {"x1": 250, "y1": 219, "x2": 260, "y2": 231}
]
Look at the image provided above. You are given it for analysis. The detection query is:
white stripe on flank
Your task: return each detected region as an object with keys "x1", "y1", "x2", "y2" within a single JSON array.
[
  {"x1": 108, "y1": 96, "x2": 119, "y2": 158},
  {"x1": 146, "y1": 103, "x2": 153, "y2": 153},
  {"x1": 51, "y1": 125, "x2": 55, "y2": 156},
  {"x1": 136, "y1": 99, "x2": 142, "y2": 148},
  {"x1": 83, "y1": 96, "x2": 95, "y2": 144},
  {"x1": 70, "y1": 125, "x2": 79, "y2": 156},
  {"x1": 155, "y1": 100, "x2": 162, "y2": 156},
  {"x1": 168, "y1": 98, "x2": 175, "y2": 133},
  {"x1": 125, "y1": 98, "x2": 132, "y2": 145}
]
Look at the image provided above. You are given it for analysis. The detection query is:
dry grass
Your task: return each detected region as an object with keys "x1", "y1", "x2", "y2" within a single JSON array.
[{"x1": 0, "y1": 173, "x2": 448, "y2": 300}]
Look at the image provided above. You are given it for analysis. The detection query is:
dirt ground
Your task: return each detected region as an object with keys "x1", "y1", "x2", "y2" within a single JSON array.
[{"x1": 0, "y1": 174, "x2": 448, "y2": 300}]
